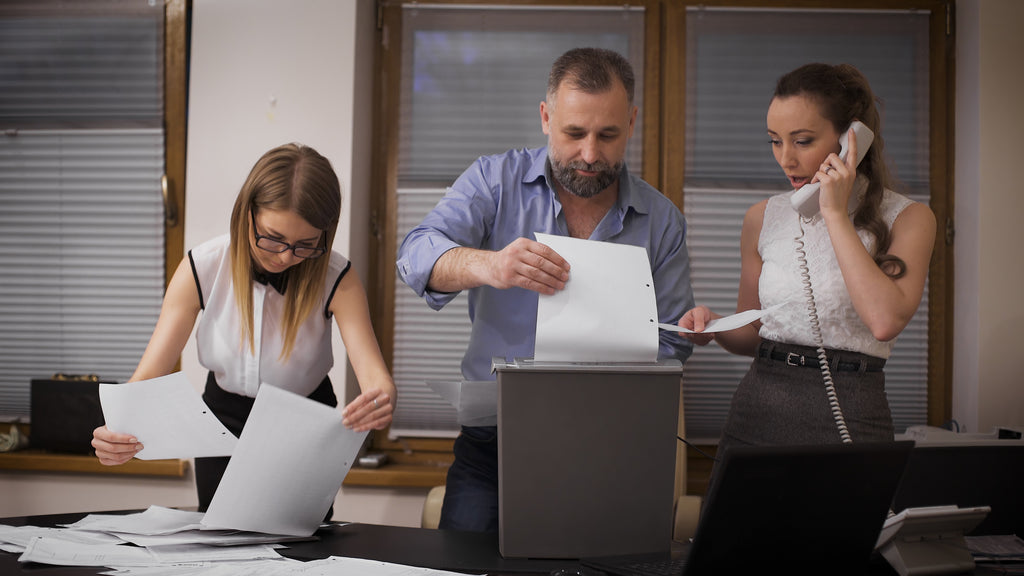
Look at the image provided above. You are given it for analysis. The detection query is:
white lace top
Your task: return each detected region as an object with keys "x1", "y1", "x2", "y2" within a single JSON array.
[{"x1": 757, "y1": 177, "x2": 914, "y2": 359}]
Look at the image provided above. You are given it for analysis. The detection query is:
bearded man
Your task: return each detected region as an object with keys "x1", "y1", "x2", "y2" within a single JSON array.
[{"x1": 396, "y1": 47, "x2": 695, "y2": 533}]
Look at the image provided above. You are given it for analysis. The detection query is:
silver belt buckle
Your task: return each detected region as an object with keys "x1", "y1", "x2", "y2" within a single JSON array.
[{"x1": 786, "y1": 352, "x2": 804, "y2": 367}]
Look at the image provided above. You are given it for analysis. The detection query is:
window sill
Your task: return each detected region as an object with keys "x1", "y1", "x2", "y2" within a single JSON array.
[
  {"x1": 343, "y1": 462, "x2": 449, "y2": 488},
  {"x1": 0, "y1": 450, "x2": 188, "y2": 478}
]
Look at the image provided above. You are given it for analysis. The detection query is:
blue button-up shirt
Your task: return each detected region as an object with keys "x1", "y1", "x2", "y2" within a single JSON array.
[{"x1": 396, "y1": 146, "x2": 695, "y2": 381}]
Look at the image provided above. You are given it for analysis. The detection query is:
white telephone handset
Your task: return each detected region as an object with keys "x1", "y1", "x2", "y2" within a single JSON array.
[{"x1": 790, "y1": 120, "x2": 875, "y2": 219}]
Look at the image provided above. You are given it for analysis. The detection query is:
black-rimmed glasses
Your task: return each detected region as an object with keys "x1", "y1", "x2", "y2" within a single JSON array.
[{"x1": 250, "y1": 210, "x2": 326, "y2": 259}]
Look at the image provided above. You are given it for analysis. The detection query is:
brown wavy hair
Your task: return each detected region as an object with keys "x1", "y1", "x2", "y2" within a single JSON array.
[
  {"x1": 228, "y1": 143, "x2": 342, "y2": 359},
  {"x1": 774, "y1": 63, "x2": 906, "y2": 278}
]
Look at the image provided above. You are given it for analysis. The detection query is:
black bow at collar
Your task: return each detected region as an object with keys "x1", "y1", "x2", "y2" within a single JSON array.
[{"x1": 253, "y1": 269, "x2": 289, "y2": 295}]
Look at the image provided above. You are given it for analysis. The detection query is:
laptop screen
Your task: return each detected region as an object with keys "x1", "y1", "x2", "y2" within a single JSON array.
[{"x1": 684, "y1": 441, "x2": 914, "y2": 575}]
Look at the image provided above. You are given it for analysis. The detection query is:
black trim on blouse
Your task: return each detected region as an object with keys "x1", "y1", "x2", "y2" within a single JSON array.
[
  {"x1": 188, "y1": 249, "x2": 205, "y2": 310},
  {"x1": 325, "y1": 260, "x2": 352, "y2": 318}
]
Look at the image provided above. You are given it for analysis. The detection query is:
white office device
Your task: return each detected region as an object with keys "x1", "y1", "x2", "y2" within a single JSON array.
[
  {"x1": 791, "y1": 120, "x2": 874, "y2": 219},
  {"x1": 875, "y1": 505, "x2": 990, "y2": 576}
]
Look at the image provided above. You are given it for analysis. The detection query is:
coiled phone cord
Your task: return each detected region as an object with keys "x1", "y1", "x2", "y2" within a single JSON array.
[{"x1": 795, "y1": 218, "x2": 853, "y2": 444}]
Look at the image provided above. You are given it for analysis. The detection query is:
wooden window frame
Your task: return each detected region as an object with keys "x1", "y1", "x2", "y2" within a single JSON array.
[
  {"x1": 164, "y1": 0, "x2": 188, "y2": 288},
  {"x1": 365, "y1": 0, "x2": 954, "y2": 491},
  {"x1": 1, "y1": 0, "x2": 189, "y2": 475}
]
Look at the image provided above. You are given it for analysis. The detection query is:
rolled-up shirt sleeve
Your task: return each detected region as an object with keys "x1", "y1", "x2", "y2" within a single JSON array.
[
  {"x1": 396, "y1": 158, "x2": 499, "y2": 311},
  {"x1": 395, "y1": 231, "x2": 460, "y2": 310}
]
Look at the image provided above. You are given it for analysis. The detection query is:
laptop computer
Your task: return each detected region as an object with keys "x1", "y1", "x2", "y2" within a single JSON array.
[
  {"x1": 582, "y1": 441, "x2": 915, "y2": 576},
  {"x1": 892, "y1": 442, "x2": 1024, "y2": 537},
  {"x1": 495, "y1": 358, "x2": 683, "y2": 559}
]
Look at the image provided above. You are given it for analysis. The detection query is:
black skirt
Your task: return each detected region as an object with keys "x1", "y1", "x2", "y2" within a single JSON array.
[{"x1": 717, "y1": 339, "x2": 894, "y2": 456}]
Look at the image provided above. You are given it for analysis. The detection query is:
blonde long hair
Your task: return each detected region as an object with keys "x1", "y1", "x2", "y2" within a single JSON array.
[{"x1": 228, "y1": 143, "x2": 341, "y2": 359}]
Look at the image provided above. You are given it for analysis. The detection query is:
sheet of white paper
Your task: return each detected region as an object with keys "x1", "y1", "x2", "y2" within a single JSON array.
[
  {"x1": 118, "y1": 529, "x2": 313, "y2": 548},
  {"x1": 294, "y1": 556, "x2": 485, "y2": 576},
  {"x1": 426, "y1": 381, "x2": 497, "y2": 427},
  {"x1": 99, "y1": 373, "x2": 238, "y2": 460},
  {"x1": 657, "y1": 303, "x2": 786, "y2": 334},
  {"x1": 201, "y1": 384, "x2": 368, "y2": 537},
  {"x1": 19, "y1": 536, "x2": 156, "y2": 567},
  {"x1": 534, "y1": 233, "x2": 659, "y2": 363},
  {"x1": 146, "y1": 542, "x2": 281, "y2": 564},
  {"x1": 97, "y1": 561, "x2": 299, "y2": 576},
  {"x1": 64, "y1": 506, "x2": 205, "y2": 536},
  {"x1": 0, "y1": 524, "x2": 122, "y2": 551}
]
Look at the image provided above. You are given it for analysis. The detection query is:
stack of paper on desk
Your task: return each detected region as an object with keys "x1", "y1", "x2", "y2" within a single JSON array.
[
  {"x1": 99, "y1": 375, "x2": 368, "y2": 537},
  {"x1": 2, "y1": 506, "x2": 480, "y2": 574},
  {"x1": 5, "y1": 506, "x2": 286, "y2": 567}
]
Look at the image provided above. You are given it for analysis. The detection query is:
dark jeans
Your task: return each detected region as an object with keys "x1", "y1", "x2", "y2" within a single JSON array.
[
  {"x1": 195, "y1": 372, "x2": 337, "y2": 513},
  {"x1": 439, "y1": 425, "x2": 499, "y2": 533}
]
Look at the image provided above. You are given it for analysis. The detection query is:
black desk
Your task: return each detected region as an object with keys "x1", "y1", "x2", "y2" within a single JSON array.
[
  {"x1": 0, "y1": 510, "x2": 577, "y2": 575},
  {"x1": 1, "y1": 511, "x2": 1016, "y2": 575}
]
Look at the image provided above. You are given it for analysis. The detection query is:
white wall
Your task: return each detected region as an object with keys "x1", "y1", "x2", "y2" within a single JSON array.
[
  {"x1": 952, "y1": 0, "x2": 1024, "y2": 434},
  {"x1": 3, "y1": 0, "x2": 1021, "y2": 524}
]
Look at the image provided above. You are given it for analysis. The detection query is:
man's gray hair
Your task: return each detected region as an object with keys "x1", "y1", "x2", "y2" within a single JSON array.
[{"x1": 546, "y1": 47, "x2": 635, "y2": 105}]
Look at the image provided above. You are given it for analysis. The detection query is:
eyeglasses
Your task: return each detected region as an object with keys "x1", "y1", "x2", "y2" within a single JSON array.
[{"x1": 250, "y1": 210, "x2": 326, "y2": 259}]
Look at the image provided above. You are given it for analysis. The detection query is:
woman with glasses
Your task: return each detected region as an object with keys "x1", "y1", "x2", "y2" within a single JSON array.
[{"x1": 92, "y1": 143, "x2": 396, "y2": 511}]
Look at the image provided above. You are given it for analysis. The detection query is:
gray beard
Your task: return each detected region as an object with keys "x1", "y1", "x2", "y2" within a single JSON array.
[{"x1": 551, "y1": 157, "x2": 621, "y2": 199}]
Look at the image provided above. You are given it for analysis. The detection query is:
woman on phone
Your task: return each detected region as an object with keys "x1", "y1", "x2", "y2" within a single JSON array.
[{"x1": 679, "y1": 63, "x2": 935, "y2": 453}]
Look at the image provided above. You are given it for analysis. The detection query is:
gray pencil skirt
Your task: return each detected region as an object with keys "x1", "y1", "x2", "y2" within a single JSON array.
[{"x1": 717, "y1": 339, "x2": 895, "y2": 457}]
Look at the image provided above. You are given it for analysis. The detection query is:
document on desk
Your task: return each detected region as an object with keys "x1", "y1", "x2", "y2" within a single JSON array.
[
  {"x1": 289, "y1": 556, "x2": 485, "y2": 575},
  {"x1": 426, "y1": 380, "x2": 497, "y2": 427},
  {"x1": 19, "y1": 536, "x2": 158, "y2": 567},
  {"x1": 99, "y1": 372, "x2": 238, "y2": 460},
  {"x1": 201, "y1": 384, "x2": 368, "y2": 537},
  {"x1": 0, "y1": 524, "x2": 122, "y2": 552},
  {"x1": 63, "y1": 505, "x2": 205, "y2": 536},
  {"x1": 17, "y1": 536, "x2": 282, "y2": 567},
  {"x1": 534, "y1": 233, "x2": 659, "y2": 363}
]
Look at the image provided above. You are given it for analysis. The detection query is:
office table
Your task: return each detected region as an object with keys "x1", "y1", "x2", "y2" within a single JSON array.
[
  {"x1": 0, "y1": 509, "x2": 579, "y2": 575},
  {"x1": 1, "y1": 510, "x2": 1017, "y2": 575}
]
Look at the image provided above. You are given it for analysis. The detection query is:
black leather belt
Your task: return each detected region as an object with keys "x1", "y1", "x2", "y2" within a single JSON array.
[{"x1": 759, "y1": 348, "x2": 885, "y2": 373}]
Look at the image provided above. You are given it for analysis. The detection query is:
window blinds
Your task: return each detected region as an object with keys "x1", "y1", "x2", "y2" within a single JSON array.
[
  {"x1": 0, "y1": 131, "x2": 165, "y2": 418},
  {"x1": 387, "y1": 4, "x2": 934, "y2": 441},
  {"x1": 0, "y1": 1, "x2": 165, "y2": 418},
  {"x1": 390, "y1": 4, "x2": 645, "y2": 437}
]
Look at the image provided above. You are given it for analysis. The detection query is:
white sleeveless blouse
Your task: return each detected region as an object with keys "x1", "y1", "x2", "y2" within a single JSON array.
[
  {"x1": 757, "y1": 178, "x2": 914, "y2": 359},
  {"x1": 189, "y1": 234, "x2": 350, "y2": 398}
]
